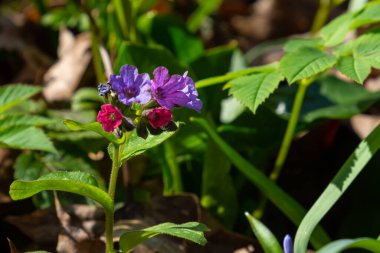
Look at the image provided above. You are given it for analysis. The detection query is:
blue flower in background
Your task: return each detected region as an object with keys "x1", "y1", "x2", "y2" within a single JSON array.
[
  {"x1": 283, "y1": 234, "x2": 293, "y2": 253},
  {"x1": 98, "y1": 83, "x2": 110, "y2": 96},
  {"x1": 109, "y1": 64, "x2": 152, "y2": 106},
  {"x1": 151, "y1": 66, "x2": 202, "y2": 112}
]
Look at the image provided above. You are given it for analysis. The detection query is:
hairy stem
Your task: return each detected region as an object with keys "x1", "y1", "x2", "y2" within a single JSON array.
[{"x1": 105, "y1": 144, "x2": 121, "y2": 253}]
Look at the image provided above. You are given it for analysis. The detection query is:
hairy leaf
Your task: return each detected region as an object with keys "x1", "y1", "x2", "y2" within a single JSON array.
[
  {"x1": 280, "y1": 47, "x2": 336, "y2": 84},
  {"x1": 229, "y1": 72, "x2": 284, "y2": 113},
  {"x1": 9, "y1": 171, "x2": 112, "y2": 211},
  {"x1": 119, "y1": 222, "x2": 208, "y2": 253},
  {"x1": 64, "y1": 119, "x2": 124, "y2": 144},
  {"x1": 109, "y1": 128, "x2": 177, "y2": 164}
]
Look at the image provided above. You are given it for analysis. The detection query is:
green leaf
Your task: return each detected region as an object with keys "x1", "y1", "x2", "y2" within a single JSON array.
[
  {"x1": 336, "y1": 56, "x2": 371, "y2": 84},
  {"x1": 350, "y1": 2, "x2": 380, "y2": 29},
  {"x1": 71, "y1": 87, "x2": 102, "y2": 111},
  {"x1": 64, "y1": 119, "x2": 124, "y2": 145},
  {"x1": 0, "y1": 84, "x2": 41, "y2": 113},
  {"x1": 0, "y1": 126, "x2": 57, "y2": 153},
  {"x1": 303, "y1": 76, "x2": 380, "y2": 122},
  {"x1": 110, "y1": 128, "x2": 177, "y2": 164},
  {"x1": 119, "y1": 222, "x2": 208, "y2": 253},
  {"x1": 229, "y1": 72, "x2": 284, "y2": 114},
  {"x1": 186, "y1": 0, "x2": 223, "y2": 32},
  {"x1": 316, "y1": 238, "x2": 380, "y2": 253},
  {"x1": 0, "y1": 114, "x2": 54, "y2": 128},
  {"x1": 283, "y1": 38, "x2": 322, "y2": 52},
  {"x1": 294, "y1": 124, "x2": 380, "y2": 253},
  {"x1": 14, "y1": 153, "x2": 44, "y2": 180},
  {"x1": 192, "y1": 117, "x2": 330, "y2": 248},
  {"x1": 245, "y1": 212, "x2": 283, "y2": 253},
  {"x1": 138, "y1": 14, "x2": 204, "y2": 64},
  {"x1": 335, "y1": 32, "x2": 380, "y2": 83},
  {"x1": 114, "y1": 42, "x2": 186, "y2": 75},
  {"x1": 201, "y1": 139, "x2": 237, "y2": 228},
  {"x1": 280, "y1": 47, "x2": 336, "y2": 84},
  {"x1": 320, "y1": 12, "x2": 356, "y2": 47},
  {"x1": 9, "y1": 171, "x2": 112, "y2": 211},
  {"x1": 195, "y1": 62, "x2": 279, "y2": 89}
]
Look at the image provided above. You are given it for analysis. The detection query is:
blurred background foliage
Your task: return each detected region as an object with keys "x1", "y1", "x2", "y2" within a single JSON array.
[{"x1": 1, "y1": 0, "x2": 380, "y2": 252}]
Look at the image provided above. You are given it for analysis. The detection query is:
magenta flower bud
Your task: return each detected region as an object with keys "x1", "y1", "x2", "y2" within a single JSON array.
[
  {"x1": 146, "y1": 108, "x2": 173, "y2": 129},
  {"x1": 97, "y1": 104, "x2": 123, "y2": 132}
]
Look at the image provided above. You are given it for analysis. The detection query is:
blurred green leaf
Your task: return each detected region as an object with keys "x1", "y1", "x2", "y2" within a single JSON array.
[
  {"x1": 64, "y1": 119, "x2": 124, "y2": 145},
  {"x1": 9, "y1": 171, "x2": 112, "y2": 211},
  {"x1": 14, "y1": 153, "x2": 44, "y2": 180},
  {"x1": 71, "y1": 88, "x2": 102, "y2": 111},
  {"x1": 303, "y1": 76, "x2": 380, "y2": 122},
  {"x1": 202, "y1": 138, "x2": 237, "y2": 228},
  {"x1": 316, "y1": 238, "x2": 380, "y2": 253},
  {"x1": 229, "y1": 72, "x2": 284, "y2": 114},
  {"x1": 280, "y1": 47, "x2": 336, "y2": 84},
  {"x1": 138, "y1": 14, "x2": 204, "y2": 64},
  {"x1": 283, "y1": 38, "x2": 322, "y2": 52},
  {"x1": 0, "y1": 114, "x2": 53, "y2": 128},
  {"x1": 350, "y1": 2, "x2": 380, "y2": 29},
  {"x1": 0, "y1": 84, "x2": 41, "y2": 114},
  {"x1": 114, "y1": 42, "x2": 186, "y2": 74},
  {"x1": 119, "y1": 222, "x2": 208, "y2": 253},
  {"x1": 245, "y1": 212, "x2": 283, "y2": 253},
  {"x1": 193, "y1": 117, "x2": 330, "y2": 248},
  {"x1": 187, "y1": 0, "x2": 223, "y2": 32},
  {"x1": 336, "y1": 56, "x2": 371, "y2": 84},
  {"x1": 0, "y1": 126, "x2": 57, "y2": 153},
  {"x1": 294, "y1": 124, "x2": 380, "y2": 253},
  {"x1": 320, "y1": 12, "x2": 356, "y2": 47}
]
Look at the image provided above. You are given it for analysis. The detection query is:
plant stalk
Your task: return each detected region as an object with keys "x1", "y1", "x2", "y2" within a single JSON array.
[
  {"x1": 311, "y1": 0, "x2": 332, "y2": 36},
  {"x1": 105, "y1": 143, "x2": 121, "y2": 253},
  {"x1": 253, "y1": 80, "x2": 311, "y2": 218}
]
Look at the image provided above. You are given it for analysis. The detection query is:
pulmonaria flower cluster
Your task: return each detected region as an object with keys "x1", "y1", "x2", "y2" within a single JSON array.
[{"x1": 96, "y1": 64, "x2": 202, "y2": 138}]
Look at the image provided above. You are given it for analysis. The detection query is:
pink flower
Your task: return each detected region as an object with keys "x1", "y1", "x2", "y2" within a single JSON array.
[
  {"x1": 97, "y1": 104, "x2": 123, "y2": 132},
  {"x1": 146, "y1": 108, "x2": 173, "y2": 129}
]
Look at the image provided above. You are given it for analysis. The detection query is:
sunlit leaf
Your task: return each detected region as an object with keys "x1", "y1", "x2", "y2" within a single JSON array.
[
  {"x1": 119, "y1": 222, "x2": 208, "y2": 253},
  {"x1": 9, "y1": 171, "x2": 112, "y2": 211},
  {"x1": 245, "y1": 212, "x2": 283, "y2": 253},
  {"x1": 294, "y1": 124, "x2": 380, "y2": 253},
  {"x1": 316, "y1": 238, "x2": 380, "y2": 253},
  {"x1": 109, "y1": 127, "x2": 178, "y2": 164},
  {"x1": 64, "y1": 119, "x2": 124, "y2": 144},
  {"x1": 0, "y1": 126, "x2": 57, "y2": 153},
  {"x1": 0, "y1": 84, "x2": 41, "y2": 113},
  {"x1": 280, "y1": 47, "x2": 336, "y2": 84},
  {"x1": 229, "y1": 72, "x2": 284, "y2": 114}
]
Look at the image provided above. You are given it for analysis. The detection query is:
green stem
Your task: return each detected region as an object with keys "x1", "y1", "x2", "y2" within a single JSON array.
[
  {"x1": 90, "y1": 29, "x2": 105, "y2": 83},
  {"x1": 311, "y1": 0, "x2": 332, "y2": 36},
  {"x1": 105, "y1": 144, "x2": 121, "y2": 253},
  {"x1": 271, "y1": 81, "x2": 309, "y2": 181},
  {"x1": 253, "y1": 80, "x2": 311, "y2": 218}
]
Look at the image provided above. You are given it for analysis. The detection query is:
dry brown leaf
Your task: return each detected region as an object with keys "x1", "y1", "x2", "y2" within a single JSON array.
[{"x1": 43, "y1": 28, "x2": 91, "y2": 102}]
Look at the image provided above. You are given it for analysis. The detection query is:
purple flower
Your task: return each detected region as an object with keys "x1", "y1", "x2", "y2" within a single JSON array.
[
  {"x1": 109, "y1": 65, "x2": 151, "y2": 106},
  {"x1": 283, "y1": 234, "x2": 293, "y2": 253},
  {"x1": 98, "y1": 83, "x2": 110, "y2": 96},
  {"x1": 151, "y1": 66, "x2": 202, "y2": 112}
]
